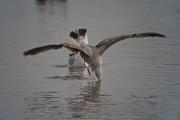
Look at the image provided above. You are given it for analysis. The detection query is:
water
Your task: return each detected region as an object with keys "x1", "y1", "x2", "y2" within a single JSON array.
[{"x1": 0, "y1": 0, "x2": 180, "y2": 119}]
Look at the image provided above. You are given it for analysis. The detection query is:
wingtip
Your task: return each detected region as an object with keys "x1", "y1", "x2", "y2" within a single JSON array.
[
  {"x1": 23, "y1": 49, "x2": 38, "y2": 56},
  {"x1": 161, "y1": 34, "x2": 166, "y2": 38},
  {"x1": 69, "y1": 28, "x2": 87, "y2": 38},
  {"x1": 137, "y1": 32, "x2": 166, "y2": 38},
  {"x1": 78, "y1": 28, "x2": 87, "y2": 37},
  {"x1": 23, "y1": 51, "x2": 28, "y2": 56},
  {"x1": 23, "y1": 51, "x2": 32, "y2": 56},
  {"x1": 155, "y1": 33, "x2": 166, "y2": 38},
  {"x1": 152, "y1": 32, "x2": 166, "y2": 38},
  {"x1": 69, "y1": 31, "x2": 78, "y2": 39}
]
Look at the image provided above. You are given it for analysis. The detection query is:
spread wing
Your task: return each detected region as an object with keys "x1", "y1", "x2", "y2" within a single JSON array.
[
  {"x1": 23, "y1": 44, "x2": 63, "y2": 56},
  {"x1": 95, "y1": 32, "x2": 165, "y2": 55},
  {"x1": 23, "y1": 42, "x2": 90, "y2": 57}
]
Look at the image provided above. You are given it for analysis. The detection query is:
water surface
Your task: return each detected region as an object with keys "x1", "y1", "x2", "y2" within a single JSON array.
[{"x1": 0, "y1": 0, "x2": 180, "y2": 120}]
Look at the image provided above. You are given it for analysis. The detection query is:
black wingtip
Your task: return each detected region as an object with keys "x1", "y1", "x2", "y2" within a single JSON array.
[
  {"x1": 150, "y1": 32, "x2": 166, "y2": 38},
  {"x1": 23, "y1": 50, "x2": 30, "y2": 56},
  {"x1": 69, "y1": 28, "x2": 87, "y2": 38},
  {"x1": 78, "y1": 28, "x2": 87, "y2": 37},
  {"x1": 159, "y1": 34, "x2": 166, "y2": 38},
  {"x1": 131, "y1": 32, "x2": 166, "y2": 38},
  {"x1": 69, "y1": 31, "x2": 78, "y2": 39},
  {"x1": 23, "y1": 52, "x2": 28, "y2": 56},
  {"x1": 23, "y1": 50, "x2": 35, "y2": 56},
  {"x1": 146, "y1": 32, "x2": 166, "y2": 38}
]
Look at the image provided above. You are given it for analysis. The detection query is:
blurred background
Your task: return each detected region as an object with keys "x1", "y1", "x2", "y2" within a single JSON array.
[{"x1": 0, "y1": 0, "x2": 180, "y2": 119}]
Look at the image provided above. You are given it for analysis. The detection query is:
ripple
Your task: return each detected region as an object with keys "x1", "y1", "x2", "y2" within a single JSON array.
[
  {"x1": 130, "y1": 94, "x2": 159, "y2": 99},
  {"x1": 52, "y1": 64, "x2": 68, "y2": 68},
  {"x1": 46, "y1": 75, "x2": 89, "y2": 80},
  {"x1": 24, "y1": 91, "x2": 63, "y2": 119}
]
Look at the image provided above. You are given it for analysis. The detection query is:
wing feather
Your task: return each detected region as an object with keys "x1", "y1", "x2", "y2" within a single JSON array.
[
  {"x1": 95, "y1": 32, "x2": 165, "y2": 55},
  {"x1": 23, "y1": 43, "x2": 90, "y2": 58},
  {"x1": 23, "y1": 44, "x2": 63, "y2": 56}
]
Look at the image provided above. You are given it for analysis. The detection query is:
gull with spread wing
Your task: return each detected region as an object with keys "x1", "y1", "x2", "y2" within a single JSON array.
[
  {"x1": 68, "y1": 28, "x2": 89, "y2": 67},
  {"x1": 23, "y1": 29, "x2": 165, "y2": 80}
]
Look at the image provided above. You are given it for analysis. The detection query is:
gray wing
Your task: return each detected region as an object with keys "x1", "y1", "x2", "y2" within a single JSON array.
[
  {"x1": 23, "y1": 44, "x2": 63, "y2": 56},
  {"x1": 95, "y1": 32, "x2": 165, "y2": 55},
  {"x1": 23, "y1": 43, "x2": 90, "y2": 57}
]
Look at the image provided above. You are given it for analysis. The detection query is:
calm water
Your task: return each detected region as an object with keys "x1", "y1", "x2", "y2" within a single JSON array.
[{"x1": 0, "y1": 0, "x2": 180, "y2": 120}]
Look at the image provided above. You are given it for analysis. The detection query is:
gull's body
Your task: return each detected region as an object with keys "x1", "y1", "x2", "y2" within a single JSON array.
[{"x1": 23, "y1": 29, "x2": 165, "y2": 80}]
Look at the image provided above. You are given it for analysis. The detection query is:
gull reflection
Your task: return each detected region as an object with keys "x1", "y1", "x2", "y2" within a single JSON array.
[
  {"x1": 46, "y1": 65, "x2": 89, "y2": 80},
  {"x1": 66, "y1": 80, "x2": 103, "y2": 119},
  {"x1": 36, "y1": 0, "x2": 67, "y2": 6},
  {"x1": 81, "y1": 80, "x2": 102, "y2": 101},
  {"x1": 68, "y1": 66, "x2": 89, "y2": 78},
  {"x1": 35, "y1": 0, "x2": 67, "y2": 18}
]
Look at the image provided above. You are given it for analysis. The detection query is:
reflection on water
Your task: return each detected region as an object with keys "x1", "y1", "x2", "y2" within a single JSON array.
[
  {"x1": 46, "y1": 74, "x2": 89, "y2": 80},
  {"x1": 24, "y1": 80, "x2": 112, "y2": 119},
  {"x1": 35, "y1": 0, "x2": 67, "y2": 14},
  {"x1": 35, "y1": 0, "x2": 67, "y2": 40},
  {"x1": 36, "y1": 0, "x2": 67, "y2": 6},
  {"x1": 66, "y1": 80, "x2": 103, "y2": 119},
  {"x1": 24, "y1": 91, "x2": 63, "y2": 119},
  {"x1": 46, "y1": 64, "x2": 89, "y2": 80},
  {"x1": 0, "y1": 0, "x2": 180, "y2": 119}
]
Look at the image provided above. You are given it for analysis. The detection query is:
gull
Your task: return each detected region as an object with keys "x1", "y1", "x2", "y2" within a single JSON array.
[
  {"x1": 23, "y1": 29, "x2": 165, "y2": 80},
  {"x1": 68, "y1": 28, "x2": 89, "y2": 67}
]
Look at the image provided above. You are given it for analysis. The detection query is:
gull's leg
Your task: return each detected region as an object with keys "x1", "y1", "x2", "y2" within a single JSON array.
[{"x1": 87, "y1": 67, "x2": 92, "y2": 76}]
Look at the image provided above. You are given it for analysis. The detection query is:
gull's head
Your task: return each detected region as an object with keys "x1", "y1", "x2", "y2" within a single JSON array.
[{"x1": 95, "y1": 67, "x2": 102, "y2": 81}]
